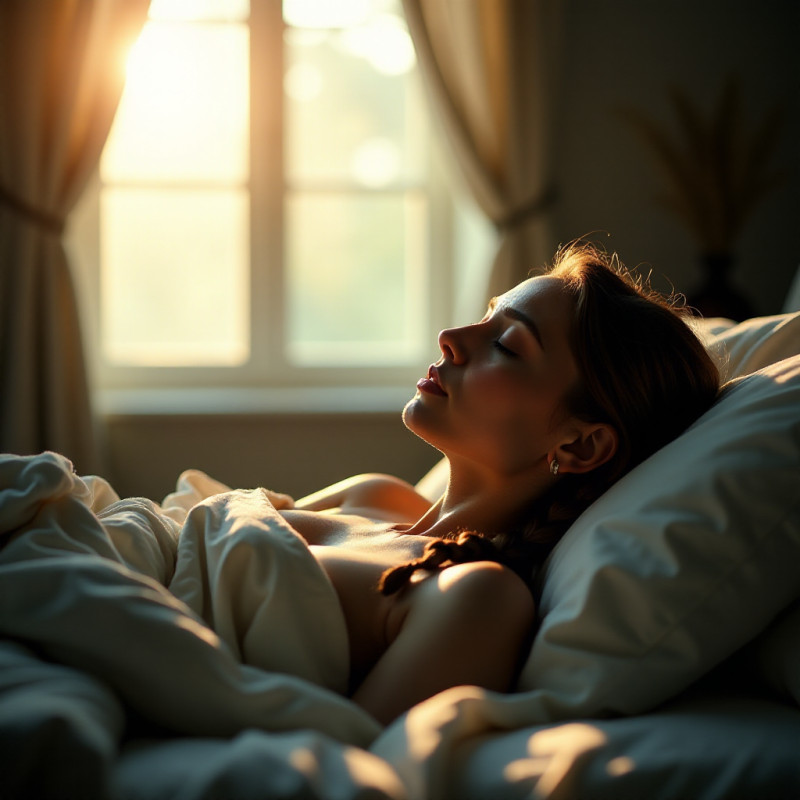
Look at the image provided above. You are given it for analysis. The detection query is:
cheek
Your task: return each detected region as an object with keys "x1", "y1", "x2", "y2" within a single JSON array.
[
  {"x1": 466, "y1": 372, "x2": 568, "y2": 446},
  {"x1": 463, "y1": 374, "x2": 551, "y2": 441},
  {"x1": 464, "y1": 370, "x2": 555, "y2": 423},
  {"x1": 462, "y1": 368, "x2": 522, "y2": 404}
]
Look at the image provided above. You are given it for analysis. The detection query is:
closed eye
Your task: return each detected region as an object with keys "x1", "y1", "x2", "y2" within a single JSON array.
[{"x1": 493, "y1": 339, "x2": 517, "y2": 357}]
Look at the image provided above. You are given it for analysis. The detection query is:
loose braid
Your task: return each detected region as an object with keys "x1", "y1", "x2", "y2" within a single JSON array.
[
  {"x1": 378, "y1": 531, "x2": 508, "y2": 595},
  {"x1": 378, "y1": 526, "x2": 556, "y2": 596},
  {"x1": 380, "y1": 241, "x2": 721, "y2": 597}
]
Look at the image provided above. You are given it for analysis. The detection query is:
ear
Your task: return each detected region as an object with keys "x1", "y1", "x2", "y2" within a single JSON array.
[{"x1": 555, "y1": 423, "x2": 618, "y2": 475}]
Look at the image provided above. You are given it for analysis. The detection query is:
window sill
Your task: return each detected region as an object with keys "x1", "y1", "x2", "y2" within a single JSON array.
[{"x1": 96, "y1": 386, "x2": 415, "y2": 417}]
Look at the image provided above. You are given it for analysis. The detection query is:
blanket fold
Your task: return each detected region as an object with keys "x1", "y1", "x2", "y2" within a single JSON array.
[
  {"x1": 170, "y1": 488, "x2": 350, "y2": 694},
  {"x1": 0, "y1": 639, "x2": 124, "y2": 800},
  {"x1": 0, "y1": 452, "x2": 379, "y2": 750}
]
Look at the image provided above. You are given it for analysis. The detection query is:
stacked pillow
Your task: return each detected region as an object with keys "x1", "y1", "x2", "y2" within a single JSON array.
[
  {"x1": 697, "y1": 311, "x2": 800, "y2": 380},
  {"x1": 518, "y1": 312, "x2": 800, "y2": 716}
]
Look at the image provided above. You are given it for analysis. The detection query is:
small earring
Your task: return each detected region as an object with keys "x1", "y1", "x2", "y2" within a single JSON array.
[{"x1": 550, "y1": 457, "x2": 559, "y2": 476}]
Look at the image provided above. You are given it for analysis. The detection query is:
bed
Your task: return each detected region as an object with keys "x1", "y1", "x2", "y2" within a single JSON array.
[{"x1": 1, "y1": 310, "x2": 799, "y2": 800}]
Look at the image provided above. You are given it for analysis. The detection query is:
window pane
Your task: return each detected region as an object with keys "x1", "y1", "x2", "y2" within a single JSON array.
[
  {"x1": 102, "y1": 22, "x2": 249, "y2": 183},
  {"x1": 285, "y1": 192, "x2": 428, "y2": 365},
  {"x1": 284, "y1": 19, "x2": 425, "y2": 185},
  {"x1": 101, "y1": 189, "x2": 249, "y2": 366}
]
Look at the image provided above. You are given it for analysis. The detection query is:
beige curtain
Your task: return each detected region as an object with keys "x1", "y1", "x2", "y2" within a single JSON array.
[
  {"x1": 403, "y1": 0, "x2": 563, "y2": 295},
  {"x1": 0, "y1": 0, "x2": 149, "y2": 472}
]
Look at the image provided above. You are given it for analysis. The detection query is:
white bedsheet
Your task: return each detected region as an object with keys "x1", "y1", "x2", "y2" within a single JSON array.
[{"x1": 0, "y1": 452, "x2": 398, "y2": 799}]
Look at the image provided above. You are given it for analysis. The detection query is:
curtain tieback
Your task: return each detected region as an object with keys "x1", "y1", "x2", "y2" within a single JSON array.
[
  {"x1": 0, "y1": 184, "x2": 65, "y2": 235},
  {"x1": 495, "y1": 185, "x2": 558, "y2": 232}
]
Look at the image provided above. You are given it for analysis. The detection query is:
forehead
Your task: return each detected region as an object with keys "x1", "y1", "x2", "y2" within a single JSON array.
[
  {"x1": 497, "y1": 276, "x2": 573, "y2": 317},
  {"x1": 494, "y1": 277, "x2": 577, "y2": 357}
]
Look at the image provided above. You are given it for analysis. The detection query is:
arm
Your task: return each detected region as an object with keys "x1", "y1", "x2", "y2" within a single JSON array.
[
  {"x1": 295, "y1": 473, "x2": 432, "y2": 520},
  {"x1": 351, "y1": 561, "x2": 535, "y2": 726}
]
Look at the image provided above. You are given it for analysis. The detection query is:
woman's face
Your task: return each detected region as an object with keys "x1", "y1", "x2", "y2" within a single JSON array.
[{"x1": 403, "y1": 276, "x2": 581, "y2": 476}]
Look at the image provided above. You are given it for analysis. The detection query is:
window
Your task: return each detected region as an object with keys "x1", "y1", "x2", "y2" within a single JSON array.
[{"x1": 70, "y1": 0, "x2": 463, "y2": 406}]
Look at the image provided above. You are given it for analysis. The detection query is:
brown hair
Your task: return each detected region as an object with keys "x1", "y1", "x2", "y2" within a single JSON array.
[{"x1": 379, "y1": 241, "x2": 721, "y2": 595}]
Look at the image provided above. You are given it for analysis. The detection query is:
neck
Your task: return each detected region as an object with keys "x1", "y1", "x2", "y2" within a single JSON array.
[{"x1": 404, "y1": 457, "x2": 551, "y2": 539}]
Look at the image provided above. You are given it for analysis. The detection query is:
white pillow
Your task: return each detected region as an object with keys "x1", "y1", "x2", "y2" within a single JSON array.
[
  {"x1": 697, "y1": 311, "x2": 800, "y2": 381},
  {"x1": 517, "y1": 354, "x2": 800, "y2": 720},
  {"x1": 415, "y1": 458, "x2": 449, "y2": 503}
]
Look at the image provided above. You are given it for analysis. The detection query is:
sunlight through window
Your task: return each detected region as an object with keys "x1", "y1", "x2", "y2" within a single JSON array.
[
  {"x1": 101, "y1": 3, "x2": 249, "y2": 367},
  {"x1": 283, "y1": 0, "x2": 429, "y2": 366},
  {"x1": 86, "y1": 0, "x2": 437, "y2": 387}
]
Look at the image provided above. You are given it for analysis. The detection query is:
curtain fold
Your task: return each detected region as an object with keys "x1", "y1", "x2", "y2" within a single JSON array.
[
  {"x1": 0, "y1": 0, "x2": 149, "y2": 471},
  {"x1": 403, "y1": 0, "x2": 563, "y2": 297}
]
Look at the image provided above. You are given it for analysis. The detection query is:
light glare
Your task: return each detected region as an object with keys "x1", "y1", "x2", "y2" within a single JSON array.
[
  {"x1": 351, "y1": 138, "x2": 401, "y2": 187},
  {"x1": 284, "y1": 63, "x2": 323, "y2": 102},
  {"x1": 339, "y1": 15, "x2": 416, "y2": 75}
]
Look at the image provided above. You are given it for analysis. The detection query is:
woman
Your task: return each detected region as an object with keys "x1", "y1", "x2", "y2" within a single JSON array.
[{"x1": 272, "y1": 241, "x2": 720, "y2": 725}]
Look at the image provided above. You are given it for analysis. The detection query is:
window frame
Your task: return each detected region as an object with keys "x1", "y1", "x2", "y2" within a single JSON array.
[{"x1": 69, "y1": 0, "x2": 455, "y2": 406}]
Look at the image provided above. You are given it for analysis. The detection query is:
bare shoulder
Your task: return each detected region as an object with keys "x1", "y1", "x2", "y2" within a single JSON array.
[
  {"x1": 352, "y1": 560, "x2": 535, "y2": 724},
  {"x1": 413, "y1": 560, "x2": 535, "y2": 623},
  {"x1": 339, "y1": 474, "x2": 433, "y2": 520},
  {"x1": 296, "y1": 472, "x2": 431, "y2": 522}
]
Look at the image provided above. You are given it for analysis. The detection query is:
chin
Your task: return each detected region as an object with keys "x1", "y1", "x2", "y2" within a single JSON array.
[
  {"x1": 402, "y1": 396, "x2": 441, "y2": 446},
  {"x1": 403, "y1": 390, "x2": 461, "y2": 446},
  {"x1": 401, "y1": 395, "x2": 421, "y2": 433}
]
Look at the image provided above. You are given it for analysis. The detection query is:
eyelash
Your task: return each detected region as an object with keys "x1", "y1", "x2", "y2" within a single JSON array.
[
  {"x1": 493, "y1": 339, "x2": 516, "y2": 357},
  {"x1": 482, "y1": 306, "x2": 517, "y2": 357}
]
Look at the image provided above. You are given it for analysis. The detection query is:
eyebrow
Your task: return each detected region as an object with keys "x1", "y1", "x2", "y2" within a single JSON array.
[{"x1": 488, "y1": 297, "x2": 544, "y2": 347}]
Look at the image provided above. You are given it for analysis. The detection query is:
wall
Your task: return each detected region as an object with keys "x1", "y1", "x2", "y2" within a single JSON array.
[
  {"x1": 102, "y1": 411, "x2": 440, "y2": 501},
  {"x1": 552, "y1": 0, "x2": 799, "y2": 314}
]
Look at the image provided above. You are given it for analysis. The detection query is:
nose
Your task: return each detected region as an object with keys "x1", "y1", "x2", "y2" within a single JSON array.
[{"x1": 438, "y1": 325, "x2": 468, "y2": 364}]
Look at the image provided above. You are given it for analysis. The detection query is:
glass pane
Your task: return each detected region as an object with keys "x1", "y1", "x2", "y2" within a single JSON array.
[
  {"x1": 101, "y1": 188, "x2": 249, "y2": 366},
  {"x1": 285, "y1": 191, "x2": 427, "y2": 365},
  {"x1": 102, "y1": 22, "x2": 249, "y2": 183},
  {"x1": 284, "y1": 12, "x2": 425, "y2": 185},
  {"x1": 149, "y1": 0, "x2": 249, "y2": 21}
]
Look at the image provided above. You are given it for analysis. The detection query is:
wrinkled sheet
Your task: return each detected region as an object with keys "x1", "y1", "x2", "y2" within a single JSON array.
[{"x1": 0, "y1": 452, "x2": 398, "y2": 799}]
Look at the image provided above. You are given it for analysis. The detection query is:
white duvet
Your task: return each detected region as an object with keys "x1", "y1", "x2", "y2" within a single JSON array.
[
  {"x1": 0, "y1": 451, "x2": 407, "y2": 798},
  {"x1": 2, "y1": 451, "x2": 535, "y2": 800}
]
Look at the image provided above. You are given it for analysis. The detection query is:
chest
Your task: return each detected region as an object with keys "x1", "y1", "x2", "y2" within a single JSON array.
[
  {"x1": 279, "y1": 510, "x2": 430, "y2": 687},
  {"x1": 280, "y1": 508, "x2": 421, "y2": 549}
]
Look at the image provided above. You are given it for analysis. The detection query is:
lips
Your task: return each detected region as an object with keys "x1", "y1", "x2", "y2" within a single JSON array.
[{"x1": 416, "y1": 364, "x2": 447, "y2": 397}]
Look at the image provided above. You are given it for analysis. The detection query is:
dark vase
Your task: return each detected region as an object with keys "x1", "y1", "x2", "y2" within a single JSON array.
[{"x1": 687, "y1": 252, "x2": 755, "y2": 321}]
